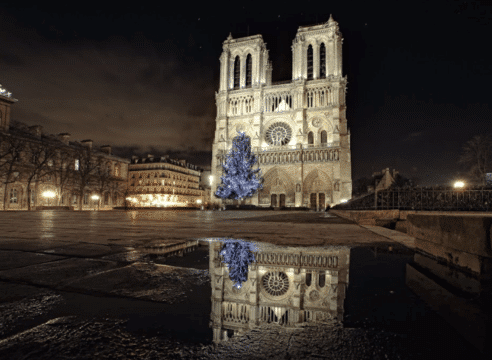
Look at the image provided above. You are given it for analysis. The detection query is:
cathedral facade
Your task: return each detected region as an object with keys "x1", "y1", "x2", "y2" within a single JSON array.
[
  {"x1": 211, "y1": 15, "x2": 352, "y2": 209},
  {"x1": 209, "y1": 241, "x2": 350, "y2": 343}
]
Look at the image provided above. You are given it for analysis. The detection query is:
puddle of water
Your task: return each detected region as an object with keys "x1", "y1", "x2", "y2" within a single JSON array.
[{"x1": 2, "y1": 237, "x2": 490, "y2": 359}]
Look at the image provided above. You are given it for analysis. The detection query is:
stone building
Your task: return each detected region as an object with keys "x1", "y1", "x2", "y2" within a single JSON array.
[
  {"x1": 0, "y1": 84, "x2": 129, "y2": 210},
  {"x1": 368, "y1": 168, "x2": 399, "y2": 192},
  {"x1": 209, "y1": 241, "x2": 350, "y2": 343},
  {"x1": 126, "y1": 155, "x2": 205, "y2": 208},
  {"x1": 211, "y1": 15, "x2": 352, "y2": 209}
]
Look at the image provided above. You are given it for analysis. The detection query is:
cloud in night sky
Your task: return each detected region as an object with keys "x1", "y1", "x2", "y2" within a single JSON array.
[{"x1": 0, "y1": 10, "x2": 216, "y2": 166}]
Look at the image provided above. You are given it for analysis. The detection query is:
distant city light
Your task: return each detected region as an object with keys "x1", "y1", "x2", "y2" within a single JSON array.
[{"x1": 453, "y1": 181, "x2": 465, "y2": 189}]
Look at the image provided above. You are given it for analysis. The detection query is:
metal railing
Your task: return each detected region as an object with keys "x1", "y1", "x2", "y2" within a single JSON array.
[{"x1": 334, "y1": 187, "x2": 492, "y2": 211}]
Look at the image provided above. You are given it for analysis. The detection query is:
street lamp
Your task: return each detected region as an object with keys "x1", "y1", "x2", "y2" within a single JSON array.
[
  {"x1": 454, "y1": 181, "x2": 465, "y2": 189},
  {"x1": 42, "y1": 190, "x2": 56, "y2": 207},
  {"x1": 91, "y1": 194, "x2": 100, "y2": 211}
]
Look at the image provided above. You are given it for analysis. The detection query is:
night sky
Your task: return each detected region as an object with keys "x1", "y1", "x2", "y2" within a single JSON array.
[{"x1": 0, "y1": 1, "x2": 490, "y2": 186}]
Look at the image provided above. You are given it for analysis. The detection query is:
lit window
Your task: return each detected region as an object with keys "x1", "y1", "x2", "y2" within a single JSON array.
[
  {"x1": 75, "y1": 159, "x2": 79, "y2": 170},
  {"x1": 9, "y1": 189, "x2": 18, "y2": 204},
  {"x1": 48, "y1": 159, "x2": 54, "y2": 167},
  {"x1": 83, "y1": 194, "x2": 88, "y2": 204}
]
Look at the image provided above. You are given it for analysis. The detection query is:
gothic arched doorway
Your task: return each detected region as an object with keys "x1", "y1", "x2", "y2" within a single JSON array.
[
  {"x1": 310, "y1": 193, "x2": 317, "y2": 209},
  {"x1": 318, "y1": 193, "x2": 325, "y2": 210},
  {"x1": 271, "y1": 194, "x2": 277, "y2": 207},
  {"x1": 279, "y1": 194, "x2": 286, "y2": 207}
]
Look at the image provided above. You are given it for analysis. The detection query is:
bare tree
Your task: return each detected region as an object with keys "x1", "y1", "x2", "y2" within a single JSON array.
[
  {"x1": 53, "y1": 147, "x2": 76, "y2": 206},
  {"x1": 107, "y1": 175, "x2": 128, "y2": 208},
  {"x1": 458, "y1": 134, "x2": 492, "y2": 186},
  {"x1": 72, "y1": 146, "x2": 99, "y2": 210},
  {"x1": 92, "y1": 156, "x2": 112, "y2": 205},
  {"x1": 22, "y1": 140, "x2": 60, "y2": 210},
  {"x1": 0, "y1": 134, "x2": 25, "y2": 210}
]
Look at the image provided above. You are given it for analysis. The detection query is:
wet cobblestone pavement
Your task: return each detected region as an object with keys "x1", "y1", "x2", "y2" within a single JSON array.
[{"x1": 0, "y1": 210, "x2": 490, "y2": 359}]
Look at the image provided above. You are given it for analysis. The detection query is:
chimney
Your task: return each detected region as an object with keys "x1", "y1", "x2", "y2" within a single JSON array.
[
  {"x1": 131, "y1": 155, "x2": 138, "y2": 160},
  {"x1": 57, "y1": 133, "x2": 70, "y2": 145},
  {"x1": 179, "y1": 159, "x2": 186, "y2": 166},
  {"x1": 81, "y1": 139, "x2": 93, "y2": 150},
  {"x1": 147, "y1": 154, "x2": 154, "y2": 159},
  {"x1": 29, "y1": 125, "x2": 43, "y2": 138},
  {"x1": 100, "y1": 145, "x2": 111, "y2": 155}
]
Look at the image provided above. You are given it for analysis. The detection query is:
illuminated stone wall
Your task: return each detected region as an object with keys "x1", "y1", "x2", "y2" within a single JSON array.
[
  {"x1": 211, "y1": 16, "x2": 352, "y2": 208},
  {"x1": 127, "y1": 157, "x2": 204, "y2": 207},
  {"x1": 209, "y1": 241, "x2": 350, "y2": 343}
]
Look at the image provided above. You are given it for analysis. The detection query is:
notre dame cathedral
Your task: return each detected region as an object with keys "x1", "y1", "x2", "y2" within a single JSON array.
[
  {"x1": 209, "y1": 241, "x2": 350, "y2": 342},
  {"x1": 211, "y1": 15, "x2": 352, "y2": 209}
]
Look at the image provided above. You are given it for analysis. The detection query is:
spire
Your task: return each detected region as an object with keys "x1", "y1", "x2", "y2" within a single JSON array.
[
  {"x1": 328, "y1": 14, "x2": 338, "y2": 26},
  {"x1": 227, "y1": 32, "x2": 233, "y2": 41}
]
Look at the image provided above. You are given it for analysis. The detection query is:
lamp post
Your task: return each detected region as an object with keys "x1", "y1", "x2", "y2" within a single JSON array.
[
  {"x1": 42, "y1": 190, "x2": 56, "y2": 207},
  {"x1": 91, "y1": 194, "x2": 100, "y2": 211}
]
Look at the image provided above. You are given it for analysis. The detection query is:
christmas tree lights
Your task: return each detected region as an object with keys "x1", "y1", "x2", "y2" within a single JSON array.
[
  {"x1": 215, "y1": 131, "x2": 263, "y2": 201},
  {"x1": 219, "y1": 239, "x2": 258, "y2": 289}
]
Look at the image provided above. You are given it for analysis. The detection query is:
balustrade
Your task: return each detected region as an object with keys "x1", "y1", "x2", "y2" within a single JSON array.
[{"x1": 222, "y1": 302, "x2": 250, "y2": 324}]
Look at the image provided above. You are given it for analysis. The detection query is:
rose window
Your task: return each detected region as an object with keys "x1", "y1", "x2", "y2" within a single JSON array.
[
  {"x1": 262, "y1": 271, "x2": 289, "y2": 296},
  {"x1": 265, "y1": 122, "x2": 292, "y2": 146}
]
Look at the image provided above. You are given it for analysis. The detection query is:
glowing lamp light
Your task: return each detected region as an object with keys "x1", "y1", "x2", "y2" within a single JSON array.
[
  {"x1": 196, "y1": 199, "x2": 202, "y2": 204},
  {"x1": 209, "y1": 175, "x2": 213, "y2": 185},
  {"x1": 454, "y1": 181, "x2": 465, "y2": 189},
  {"x1": 91, "y1": 195, "x2": 100, "y2": 200},
  {"x1": 340, "y1": 199, "x2": 348, "y2": 203},
  {"x1": 42, "y1": 191, "x2": 56, "y2": 199}
]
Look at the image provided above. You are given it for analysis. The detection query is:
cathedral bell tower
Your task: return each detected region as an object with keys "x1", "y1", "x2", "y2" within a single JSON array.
[
  {"x1": 218, "y1": 33, "x2": 272, "y2": 91},
  {"x1": 291, "y1": 14, "x2": 343, "y2": 81}
]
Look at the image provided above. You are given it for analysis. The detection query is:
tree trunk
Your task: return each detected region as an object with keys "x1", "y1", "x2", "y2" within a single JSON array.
[
  {"x1": 3, "y1": 183, "x2": 7, "y2": 210},
  {"x1": 27, "y1": 183, "x2": 31, "y2": 211}
]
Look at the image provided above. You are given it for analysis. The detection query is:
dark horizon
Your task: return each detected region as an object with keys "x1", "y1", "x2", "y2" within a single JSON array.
[{"x1": 0, "y1": 0, "x2": 490, "y2": 185}]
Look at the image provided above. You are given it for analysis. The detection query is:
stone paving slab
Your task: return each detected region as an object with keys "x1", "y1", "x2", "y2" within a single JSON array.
[
  {"x1": 0, "y1": 239, "x2": 73, "y2": 252},
  {"x1": 0, "y1": 282, "x2": 56, "y2": 304},
  {"x1": 39, "y1": 243, "x2": 121, "y2": 257},
  {"x1": 0, "y1": 258, "x2": 120, "y2": 287},
  {"x1": 0, "y1": 250, "x2": 66, "y2": 271},
  {"x1": 359, "y1": 225, "x2": 416, "y2": 249},
  {"x1": 0, "y1": 211, "x2": 400, "y2": 248},
  {"x1": 65, "y1": 262, "x2": 210, "y2": 304}
]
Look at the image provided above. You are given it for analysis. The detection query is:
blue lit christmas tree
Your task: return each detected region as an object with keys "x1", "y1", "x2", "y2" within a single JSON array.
[
  {"x1": 215, "y1": 131, "x2": 263, "y2": 201},
  {"x1": 219, "y1": 239, "x2": 258, "y2": 289}
]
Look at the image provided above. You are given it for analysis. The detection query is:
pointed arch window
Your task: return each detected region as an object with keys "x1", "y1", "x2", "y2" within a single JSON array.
[
  {"x1": 319, "y1": 43, "x2": 326, "y2": 78},
  {"x1": 308, "y1": 131, "x2": 314, "y2": 145},
  {"x1": 321, "y1": 130, "x2": 327, "y2": 144},
  {"x1": 246, "y1": 54, "x2": 252, "y2": 88},
  {"x1": 307, "y1": 45, "x2": 313, "y2": 80},
  {"x1": 233, "y1": 56, "x2": 240, "y2": 89}
]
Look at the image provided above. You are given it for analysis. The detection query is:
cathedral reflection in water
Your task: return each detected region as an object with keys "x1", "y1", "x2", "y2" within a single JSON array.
[{"x1": 208, "y1": 241, "x2": 350, "y2": 343}]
